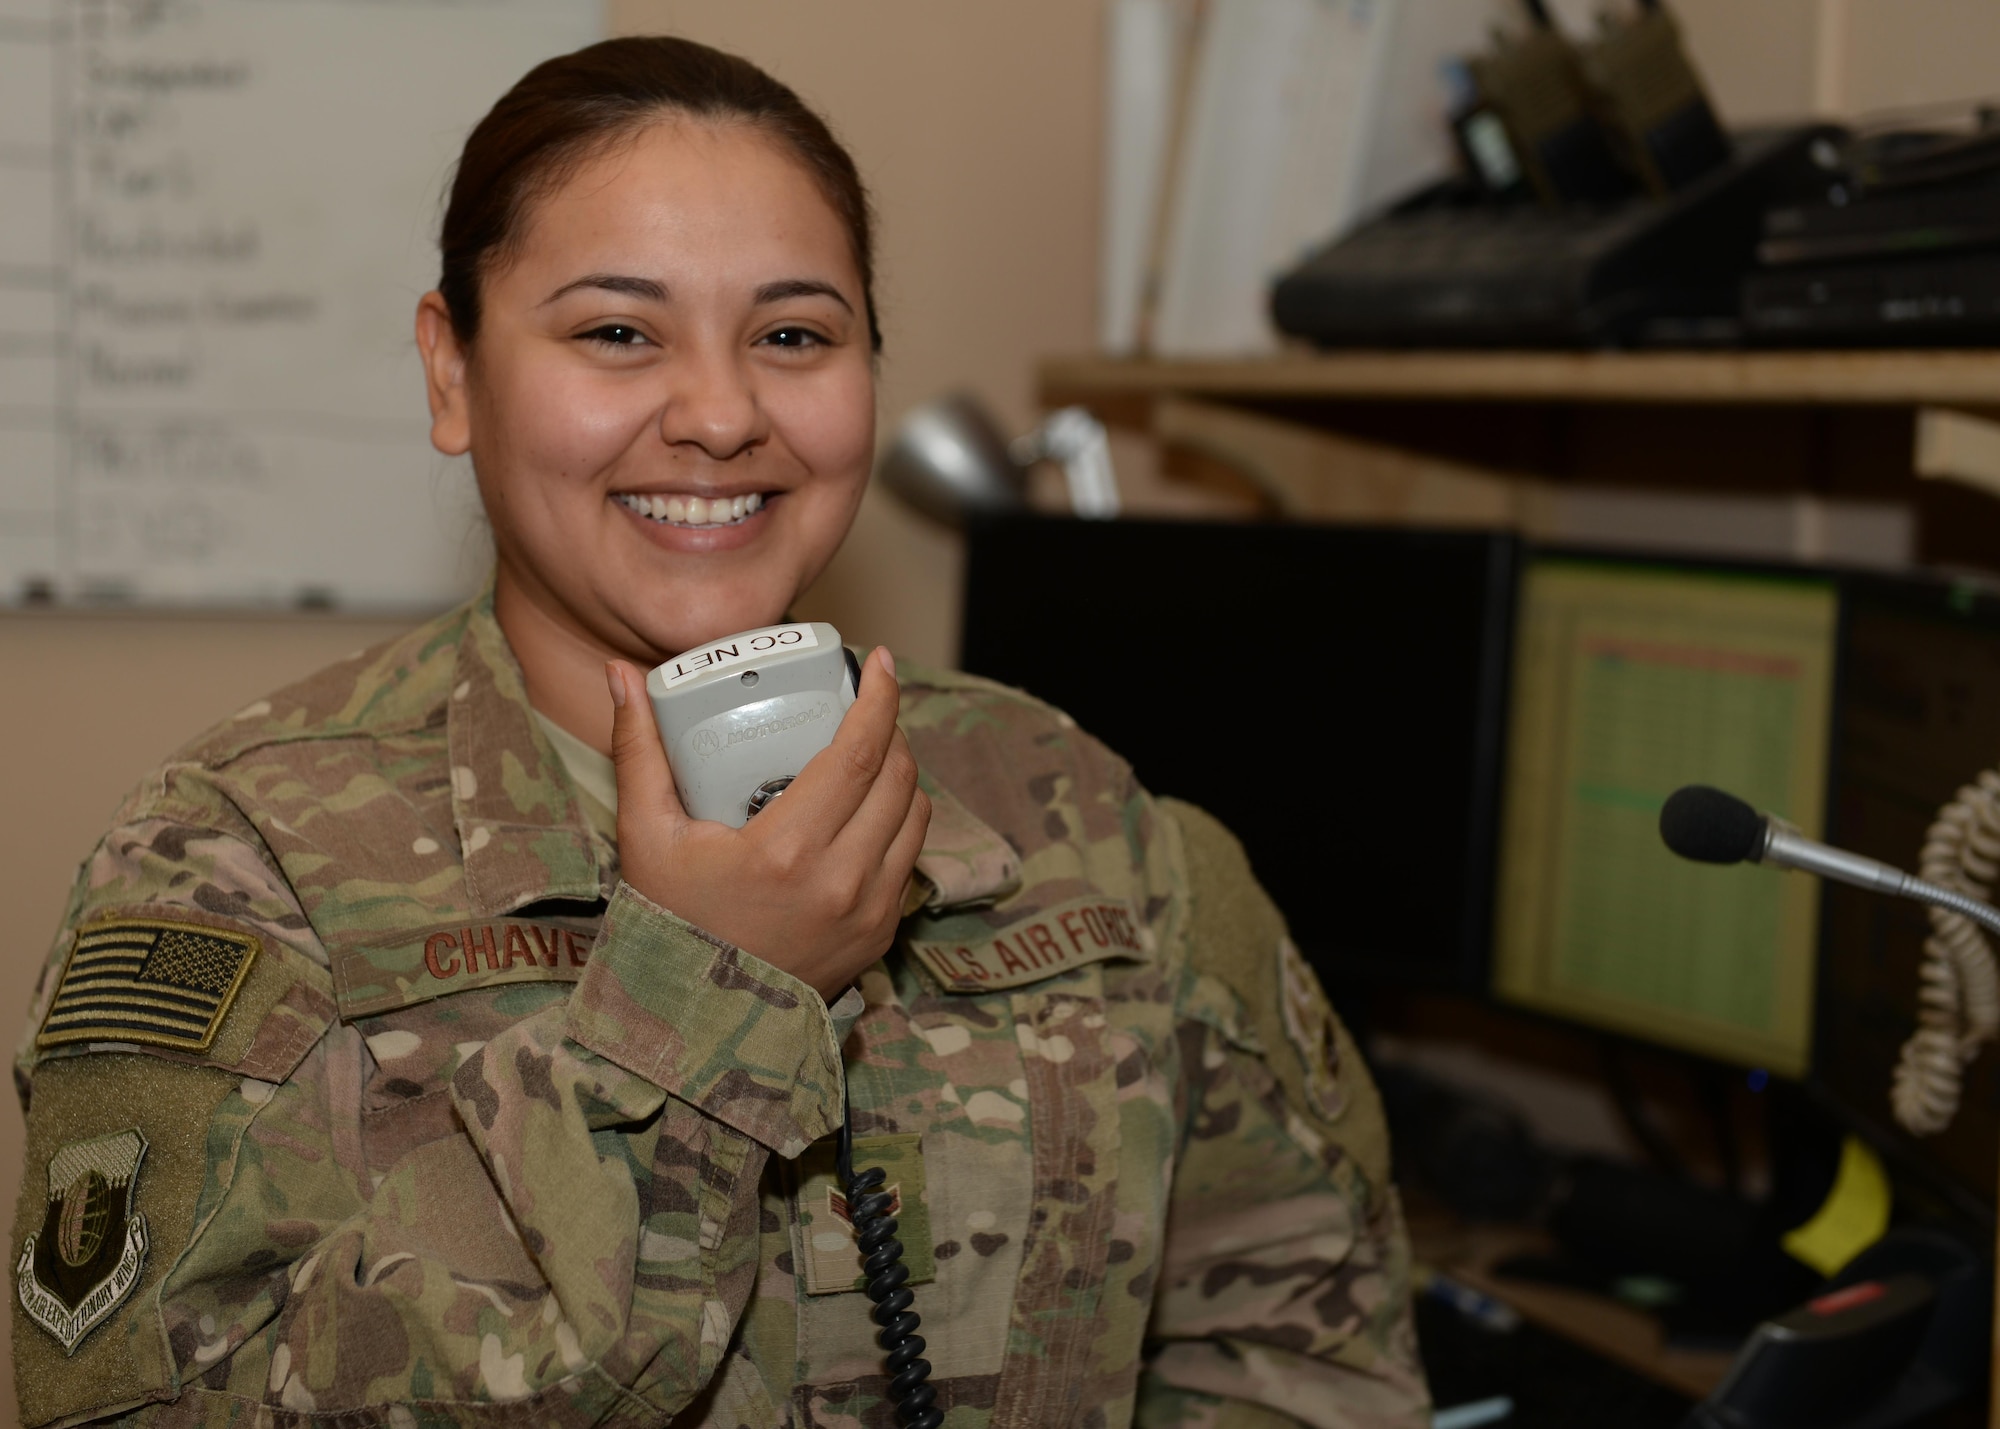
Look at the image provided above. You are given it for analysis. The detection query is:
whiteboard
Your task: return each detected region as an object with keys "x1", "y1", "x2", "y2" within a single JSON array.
[{"x1": 0, "y1": 0, "x2": 600, "y2": 610}]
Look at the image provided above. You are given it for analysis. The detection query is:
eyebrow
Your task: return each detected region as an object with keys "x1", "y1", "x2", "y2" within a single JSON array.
[
  {"x1": 542, "y1": 273, "x2": 667, "y2": 305},
  {"x1": 540, "y1": 273, "x2": 855, "y2": 315},
  {"x1": 755, "y1": 279, "x2": 853, "y2": 314}
]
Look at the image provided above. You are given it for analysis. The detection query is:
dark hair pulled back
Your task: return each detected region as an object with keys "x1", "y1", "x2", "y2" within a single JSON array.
[{"x1": 438, "y1": 36, "x2": 880, "y2": 350}]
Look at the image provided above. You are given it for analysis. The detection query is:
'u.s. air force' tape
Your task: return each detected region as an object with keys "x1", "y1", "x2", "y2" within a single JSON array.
[{"x1": 903, "y1": 894, "x2": 1150, "y2": 993}]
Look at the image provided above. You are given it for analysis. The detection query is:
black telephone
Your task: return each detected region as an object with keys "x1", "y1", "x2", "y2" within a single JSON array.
[{"x1": 1273, "y1": 0, "x2": 1831, "y2": 350}]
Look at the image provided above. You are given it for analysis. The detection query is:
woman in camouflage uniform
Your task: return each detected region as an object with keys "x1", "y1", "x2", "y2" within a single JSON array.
[{"x1": 12, "y1": 36, "x2": 1427, "y2": 1429}]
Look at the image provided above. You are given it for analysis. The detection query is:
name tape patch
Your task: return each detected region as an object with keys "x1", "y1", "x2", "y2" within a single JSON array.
[
  {"x1": 906, "y1": 894, "x2": 1148, "y2": 993},
  {"x1": 38, "y1": 918, "x2": 259, "y2": 1054},
  {"x1": 334, "y1": 917, "x2": 599, "y2": 1019}
]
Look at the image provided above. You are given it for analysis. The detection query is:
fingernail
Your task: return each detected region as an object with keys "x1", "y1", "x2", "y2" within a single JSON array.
[
  {"x1": 605, "y1": 663, "x2": 626, "y2": 708},
  {"x1": 876, "y1": 647, "x2": 896, "y2": 678}
]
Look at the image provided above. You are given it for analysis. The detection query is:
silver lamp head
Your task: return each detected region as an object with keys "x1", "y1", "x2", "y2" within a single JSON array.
[{"x1": 875, "y1": 392, "x2": 1028, "y2": 528}]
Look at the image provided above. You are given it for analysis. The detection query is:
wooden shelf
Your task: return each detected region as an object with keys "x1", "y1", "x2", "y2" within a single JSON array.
[
  {"x1": 1040, "y1": 349, "x2": 2000, "y2": 408},
  {"x1": 1410, "y1": 1213, "x2": 1737, "y2": 1404}
]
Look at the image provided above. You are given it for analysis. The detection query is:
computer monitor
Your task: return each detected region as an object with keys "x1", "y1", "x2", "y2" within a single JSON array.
[
  {"x1": 1492, "y1": 555, "x2": 1839, "y2": 1077},
  {"x1": 1818, "y1": 572, "x2": 2000, "y2": 1215},
  {"x1": 959, "y1": 515, "x2": 1517, "y2": 992}
]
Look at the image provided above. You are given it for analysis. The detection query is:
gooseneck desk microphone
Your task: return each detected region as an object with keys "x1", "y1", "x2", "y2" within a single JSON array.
[{"x1": 1657, "y1": 784, "x2": 2000, "y2": 939}]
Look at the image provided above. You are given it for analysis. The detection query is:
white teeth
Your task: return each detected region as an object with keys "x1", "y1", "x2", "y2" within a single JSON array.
[{"x1": 617, "y1": 491, "x2": 765, "y2": 527}]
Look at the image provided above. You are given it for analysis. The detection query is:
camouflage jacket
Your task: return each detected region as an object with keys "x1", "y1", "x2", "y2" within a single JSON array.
[{"x1": 12, "y1": 592, "x2": 1427, "y2": 1428}]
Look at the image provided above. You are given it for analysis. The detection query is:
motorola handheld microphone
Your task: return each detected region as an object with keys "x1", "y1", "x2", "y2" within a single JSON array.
[
  {"x1": 1658, "y1": 784, "x2": 2000, "y2": 938},
  {"x1": 647, "y1": 622, "x2": 860, "y2": 827},
  {"x1": 647, "y1": 624, "x2": 941, "y2": 1428}
]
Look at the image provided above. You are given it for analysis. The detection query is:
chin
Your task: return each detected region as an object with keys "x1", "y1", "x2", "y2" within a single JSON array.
[{"x1": 621, "y1": 583, "x2": 797, "y2": 660}]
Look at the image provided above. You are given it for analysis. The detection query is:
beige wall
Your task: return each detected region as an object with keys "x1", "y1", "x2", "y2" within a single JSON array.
[
  {"x1": 606, "y1": 0, "x2": 1106, "y2": 672},
  {"x1": 2, "y1": 1, "x2": 1996, "y2": 1417}
]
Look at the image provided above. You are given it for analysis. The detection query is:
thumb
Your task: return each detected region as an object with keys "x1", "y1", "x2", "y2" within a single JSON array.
[{"x1": 605, "y1": 662, "x2": 688, "y2": 831}]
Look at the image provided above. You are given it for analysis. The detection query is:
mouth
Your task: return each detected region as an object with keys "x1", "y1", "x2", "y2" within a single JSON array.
[{"x1": 612, "y1": 490, "x2": 767, "y2": 530}]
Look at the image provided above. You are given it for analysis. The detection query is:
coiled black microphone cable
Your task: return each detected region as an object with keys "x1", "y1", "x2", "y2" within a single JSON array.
[{"x1": 837, "y1": 1103, "x2": 943, "y2": 1429}]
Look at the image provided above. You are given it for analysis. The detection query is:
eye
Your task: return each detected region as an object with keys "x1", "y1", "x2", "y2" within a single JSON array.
[
  {"x1": 759, "y1": 326, "x2": 827, "y2": 350},
  {"x1": 580, "y1": 324, "x2": 651, "y2": 348}
]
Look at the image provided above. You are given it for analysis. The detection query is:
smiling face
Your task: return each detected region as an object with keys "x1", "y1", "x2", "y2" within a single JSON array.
[{"x1": 417, "y1": 117, "x2": 876, "y2": 668}]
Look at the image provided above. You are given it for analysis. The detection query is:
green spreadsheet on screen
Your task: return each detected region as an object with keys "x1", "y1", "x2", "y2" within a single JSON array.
[{"x1": 1493, "y1": 559, "x2": 1838, "y2": 1077}]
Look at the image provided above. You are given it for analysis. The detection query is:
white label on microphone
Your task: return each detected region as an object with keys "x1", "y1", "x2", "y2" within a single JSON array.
[{"x1": 654, "y1": 623, "x2": 819, "y2": 690}]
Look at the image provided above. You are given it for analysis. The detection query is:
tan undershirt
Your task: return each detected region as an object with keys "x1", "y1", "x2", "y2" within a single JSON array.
[{"x1": 534, "y1": 711, "x2": 619, "y2": 838}]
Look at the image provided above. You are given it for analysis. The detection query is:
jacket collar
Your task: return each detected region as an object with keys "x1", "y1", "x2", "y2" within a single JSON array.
[
  {"x1": 915, "y1": 779, "x2": 1021, "y2": 911},
  {"x1": 446, "y1": 587, "x2": 609, "y2": 917},
  {"x1": 444, "y1": 585, "x2": 1020, "y2": 918}
]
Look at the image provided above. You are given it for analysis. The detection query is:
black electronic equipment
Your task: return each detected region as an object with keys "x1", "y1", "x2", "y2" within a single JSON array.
[
  {"x1": 1580, "y1": 0, "x2": 1731, "y2": 196},
  {"x1": 1744, "y1": 114, "x2": 2000, "y2": 345},
  {"x1": 1451, "y1": 97, "x2": 1534, "y2": 202},
  {"x1": 1468, "y1": 0, "x2": 1634, "y2": 206},
  {"x1": 958, "y1": 516, "x2": 1517, "y2": 994},
  {"x1": 1271, "y1": 126, "x2": 1837, "y2": 349},
  {"x1": 1850, "y1": 122, "x2": 2000, "y2": 195},
  {"x1": 1688, "y1": 1275, "x2": 1938, "y2": 1429},
  {"x1": 1761, "y1": 183, "x2": 2000, "y2": 270},
  {"x1": 1744, "y1": 251, "x2": 2000, "y2": 346},
  {"x1": 1685, "y1": 1229, "x2": 1991, "y2": 1429}
]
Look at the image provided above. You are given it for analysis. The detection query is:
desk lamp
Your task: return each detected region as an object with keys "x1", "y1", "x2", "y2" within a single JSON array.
[{"x1": 876, "y1": 392, "x2": 1120, "y2": 525}]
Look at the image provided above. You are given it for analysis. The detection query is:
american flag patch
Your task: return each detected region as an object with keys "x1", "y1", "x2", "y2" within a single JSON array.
[{"x1": 37, "y1": 919, "x2": 259, "y2": 1054}]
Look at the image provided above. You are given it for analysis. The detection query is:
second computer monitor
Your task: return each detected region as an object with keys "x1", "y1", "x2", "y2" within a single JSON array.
[
  {"x1": 1492, "y1": 556, "x2": 1839, "y2": 1077},
  {"x1": 960, "y1": 516, "x2": 1516, "y2": 993}
]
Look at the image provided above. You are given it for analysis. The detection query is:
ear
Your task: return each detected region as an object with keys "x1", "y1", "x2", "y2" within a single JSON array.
[{"x1": 415, "y1": 291, "x2": 473, "y2": 457}]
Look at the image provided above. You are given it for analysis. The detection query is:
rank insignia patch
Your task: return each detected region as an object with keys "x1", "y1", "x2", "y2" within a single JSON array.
[
  {"x1": 17, "y1": 1130, "x2": 149, "y2": 1353},
  {"x1": 794, "y1": 1133, "x2": 934, "y2": 1295},
  {"x1": 38, "y1": 918, "x2": 258, "y2": 1054},
  {"x1": 1278, "y1": 936, "x2": 1345, "y2": 1122}
]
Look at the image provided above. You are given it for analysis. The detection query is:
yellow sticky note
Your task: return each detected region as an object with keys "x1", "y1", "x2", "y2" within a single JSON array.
[{"x1": 1782, "y1": 1135, "x2": 1891, "y2": 1277}]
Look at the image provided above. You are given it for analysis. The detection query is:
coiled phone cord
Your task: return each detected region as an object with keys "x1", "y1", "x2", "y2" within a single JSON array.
[
  {"x1": 837, "y1": 1104, "x2": 943, "y2": 1429},
  {"x1": 1892, "y1": 768, "x2": 2000, "y2": 1135}
]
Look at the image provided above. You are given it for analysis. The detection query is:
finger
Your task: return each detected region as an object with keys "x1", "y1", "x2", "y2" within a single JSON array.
[
  {"x1": 829, "y1": 726, "x2": 923, "y2": 867},
  {"x1": 854, "y1": 789, "x2": 932, "y2": 956},
  {"x1": 605, "y1": 662, "x2": 689, "y2": 835},
  {"x1": 875, "y1": 785, "x2": 933, "y2": 905},
  {"x1": 769, "y1": 646, "x2": 901, "y2": 839}
]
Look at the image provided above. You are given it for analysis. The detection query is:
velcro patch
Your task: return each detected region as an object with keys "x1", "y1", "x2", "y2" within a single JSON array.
[
  {"x1": 17, "y1": 1130, "x2": 149, "y2": 1354},
  {"x1": 1278, "y1": 936, "x2": 1344, "y2": 1122},
  {"x1": 333, "y1": 916, "x2": 600, "y2": 1019},
  {"x1": 905, "y1": 894, "x2": 1148, "y2": 993},
  {"x1": 794, "y1": 1133, "x2": 933, "y2": 1295},
  {"x1": 38, "y1": 919, "x2": 258, "y2": 1054}
]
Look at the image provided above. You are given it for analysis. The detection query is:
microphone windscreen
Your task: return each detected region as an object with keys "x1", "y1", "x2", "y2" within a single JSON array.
[{"x1": 1659, "y1": 785, "x2": 1764, "y2": 865}]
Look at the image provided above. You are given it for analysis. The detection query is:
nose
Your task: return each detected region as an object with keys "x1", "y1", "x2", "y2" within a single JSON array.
[{"x1": 658, "y1": 343, "x2": 766, "y2": 461}]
